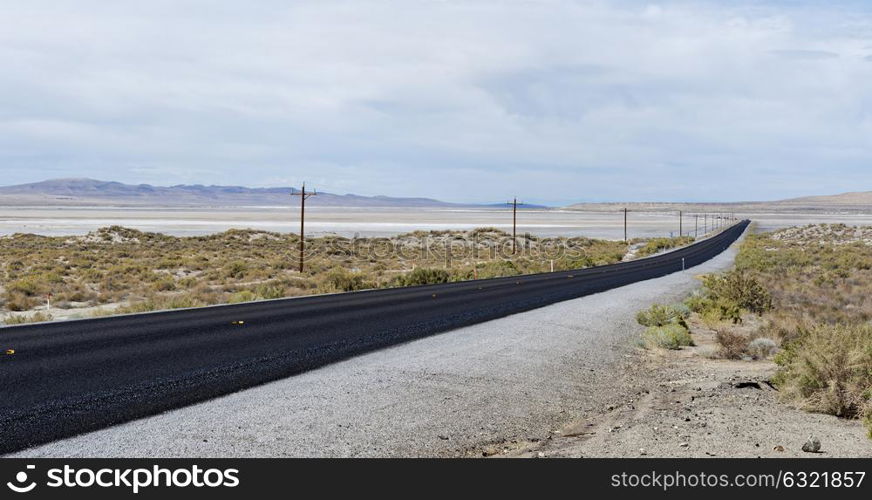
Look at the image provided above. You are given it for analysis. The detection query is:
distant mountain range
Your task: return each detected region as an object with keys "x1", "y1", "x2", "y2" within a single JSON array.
[
  {"x1": 566, "y1": 191, "x2": 872, "y2": 213},
  {"x1": 0, "y1": 178, "x2": 867, "y2": 211},
  {"x1": 0, "y1": 178, "x2": 476, "y2": 208}
]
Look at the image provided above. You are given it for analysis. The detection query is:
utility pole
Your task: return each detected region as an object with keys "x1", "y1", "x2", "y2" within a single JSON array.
[
  {"x1": 679, "y1": 210, "x2": 683, "y2": 237},
  {"x1": 291, "y1": 183, "x2": 317, "y2": 273},
  {"x1": 507, "y1": 197, "x2": 524, "y2": 254},
  {"x1": 623, "y1": 207, "x2": 628, "y2": 243},
  {"x1": 695, "y1": 214, "x2": 699, "y2": 238}
]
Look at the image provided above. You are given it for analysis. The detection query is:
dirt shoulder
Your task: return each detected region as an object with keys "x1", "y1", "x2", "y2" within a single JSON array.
[{"x1": 491, "y1": 324, "x2": 872, "y2": 458}]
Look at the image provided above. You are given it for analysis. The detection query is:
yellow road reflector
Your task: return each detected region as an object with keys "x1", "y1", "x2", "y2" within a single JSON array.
[
  {"x1": 432, "y1": 294, "x2": 437, "y2": 298},
  {"x1": 231, "y1": 320, "x2": 245, "y2": 325},
  {"x1": 5, "y1": 349, "x2": 14, "y2": 355}
]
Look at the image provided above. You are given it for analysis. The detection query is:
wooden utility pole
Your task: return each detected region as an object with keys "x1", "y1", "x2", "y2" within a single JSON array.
[
  {"x1": 291, "y1": 184, "x2": 317, "y2": 272},
  {"x1": 507, "y1": 198, "x2": 524, "y2": 254},
  {"x1": 623, "y1": 208, "x2": 628, "y2": 243}
]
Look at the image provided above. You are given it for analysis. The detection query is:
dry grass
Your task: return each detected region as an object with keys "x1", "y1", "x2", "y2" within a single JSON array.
[
  {"x1": 635, "y1": 236, "x2": 695, "y2": 257},
  {"x1": 690, "y1": 224, "x2": 872, "y2": 436},
  {"x1": 0, "y1": 225, "x2": 629, "y2": 317}
]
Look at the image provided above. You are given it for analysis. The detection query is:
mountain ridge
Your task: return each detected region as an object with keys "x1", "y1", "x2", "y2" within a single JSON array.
[
  {"x1": 0, "y1": 178, "x2": 473, "y2": 208},
  {"x1": 564, "y1": 190, "x2": 872, "y2": 213}
]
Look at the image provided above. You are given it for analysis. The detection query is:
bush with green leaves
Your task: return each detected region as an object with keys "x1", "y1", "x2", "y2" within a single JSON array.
[
  {"x1": 773, "y1": 323, "x2": 872, "y2": 428},
  {"x1": 636, "y1": 303, "x2": 689, "y2": 328},
  {"x1": 475, "y1": 260, "x2": 519, "y2": 279},
  {"x1": 393, "y1": 267, "x2": 451, "y2": 287},
  {"x1": 323, "y1": 267, "x2": 371, "y2": 292},
  {"x1": 642, "y1": 324, "x2": 694, "y2": 350},
  {"x1": 703, "y1": 271, "x2": 772, "y2": 315},
  {"x1": 636, "y1": 303, "x2": 693, "y2": 350}
]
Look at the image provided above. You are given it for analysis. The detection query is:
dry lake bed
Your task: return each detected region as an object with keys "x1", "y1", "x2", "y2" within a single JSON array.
[{"x1": 1, "y1": 206, "x2": 871, "y2": 239}]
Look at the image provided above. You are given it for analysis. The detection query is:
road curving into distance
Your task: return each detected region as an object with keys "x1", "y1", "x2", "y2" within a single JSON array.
[{"x1": 0, "y1": 221, "x2": 749, "y2": 454}]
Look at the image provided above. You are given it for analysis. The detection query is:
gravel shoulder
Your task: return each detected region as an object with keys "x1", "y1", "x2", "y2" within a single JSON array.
[{"x1": 15, "y1": 227, "x2": 846, "y2": 458}]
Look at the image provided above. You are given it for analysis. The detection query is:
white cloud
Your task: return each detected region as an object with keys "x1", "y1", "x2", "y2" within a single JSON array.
[{"x1": 0, "y1": 0, "x2": 870, "y2": 203}]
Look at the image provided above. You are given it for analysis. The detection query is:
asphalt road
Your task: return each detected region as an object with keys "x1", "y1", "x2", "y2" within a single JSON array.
[{"x1": 0, "y1": 221, "x2": 749, "y2": 454}]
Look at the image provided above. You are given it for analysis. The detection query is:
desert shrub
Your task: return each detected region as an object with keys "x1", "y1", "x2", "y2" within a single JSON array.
[
  {"x1": 669, "y1": 302, "x2": 692, "y2": 319},
  {"x1": 394, "y1": 268, "x2": 451, "y2": 287},
  {"x1": 255, "y1": 282, "x2": 286, "y2": 300},
  {"x1": 5, "y1": 260, "x2": 25, "y2": 272},
  {"x1": 636, "y1": 236, "x2": 695, "y2": 257},
  {"x1": 3, "y1": 311, "x2": 53, "y2": 325},
  {"x1": 224, "y1": 261, "x2": 247, "y2": 279},
  {"x1": 153, "y1": 276, "x2": 176, "y2": 292},
  {"x1": 747, "y1": 337, "x2": 778, "y2": 359},
  {"x1": 715, "y1": 329, "x2": 750, "y2": 359},
  {"x1": 711, "y1": 297, "x2": 743, "y2": 324},
  {"x1": 476, "y1": 260, "x2": 519, "y2": 279},
  {"x1": 642, "y1": 324, "x2": 694, "y2": 350},
  {"x1": 636, "y1": 304, "x2": 688, "y2": 328},
  {"x1": 683, "y1": 291, "x2": 711, "y2": 313},
  {"x1": 3, "y1": 292, "x2": 40, "y2": 312},
  {"x1": 323, "y1": 268, "x2": 371, "y2": 292},
  {"x1": 703, "y1": 271, "x2": 772, "y2": 315},
  {"x1": 757, "y1": 313, "x2": 812, "y2": 343},
  {"x1": 228, "y1": 290, "x2": 257, "y2": 303},
  {"x1": 6, "y1": 277, "x2": 44, "y2": 296},
  {"x1": 773, "y1": 323, "x2": 872, "y2": 422},
  {"x1": 115, "y1": 294, "x2": 204, "y2": 314}
]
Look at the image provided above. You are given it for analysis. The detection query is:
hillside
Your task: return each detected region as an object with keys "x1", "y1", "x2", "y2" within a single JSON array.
[
  {"x1": 565, "y1": 191, "x2": 872, "y2": 213},
  {"x1": 0, "y1": 178, "x2": 472, "y2": 208}
]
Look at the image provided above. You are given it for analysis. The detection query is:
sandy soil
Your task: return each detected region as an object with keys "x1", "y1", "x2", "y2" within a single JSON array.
[{"x1": 499, "y1": 326, "x2": 872, "y2": 459}]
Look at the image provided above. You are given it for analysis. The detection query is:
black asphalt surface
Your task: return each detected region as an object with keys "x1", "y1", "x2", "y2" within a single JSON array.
[{"x1": 0, "y1": 221, "x2": 748, "y2": 454}]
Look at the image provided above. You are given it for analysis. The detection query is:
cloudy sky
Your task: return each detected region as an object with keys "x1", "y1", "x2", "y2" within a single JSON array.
[{"x1": 1, "y1": 0, "x2": 870, "y2": 204}]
